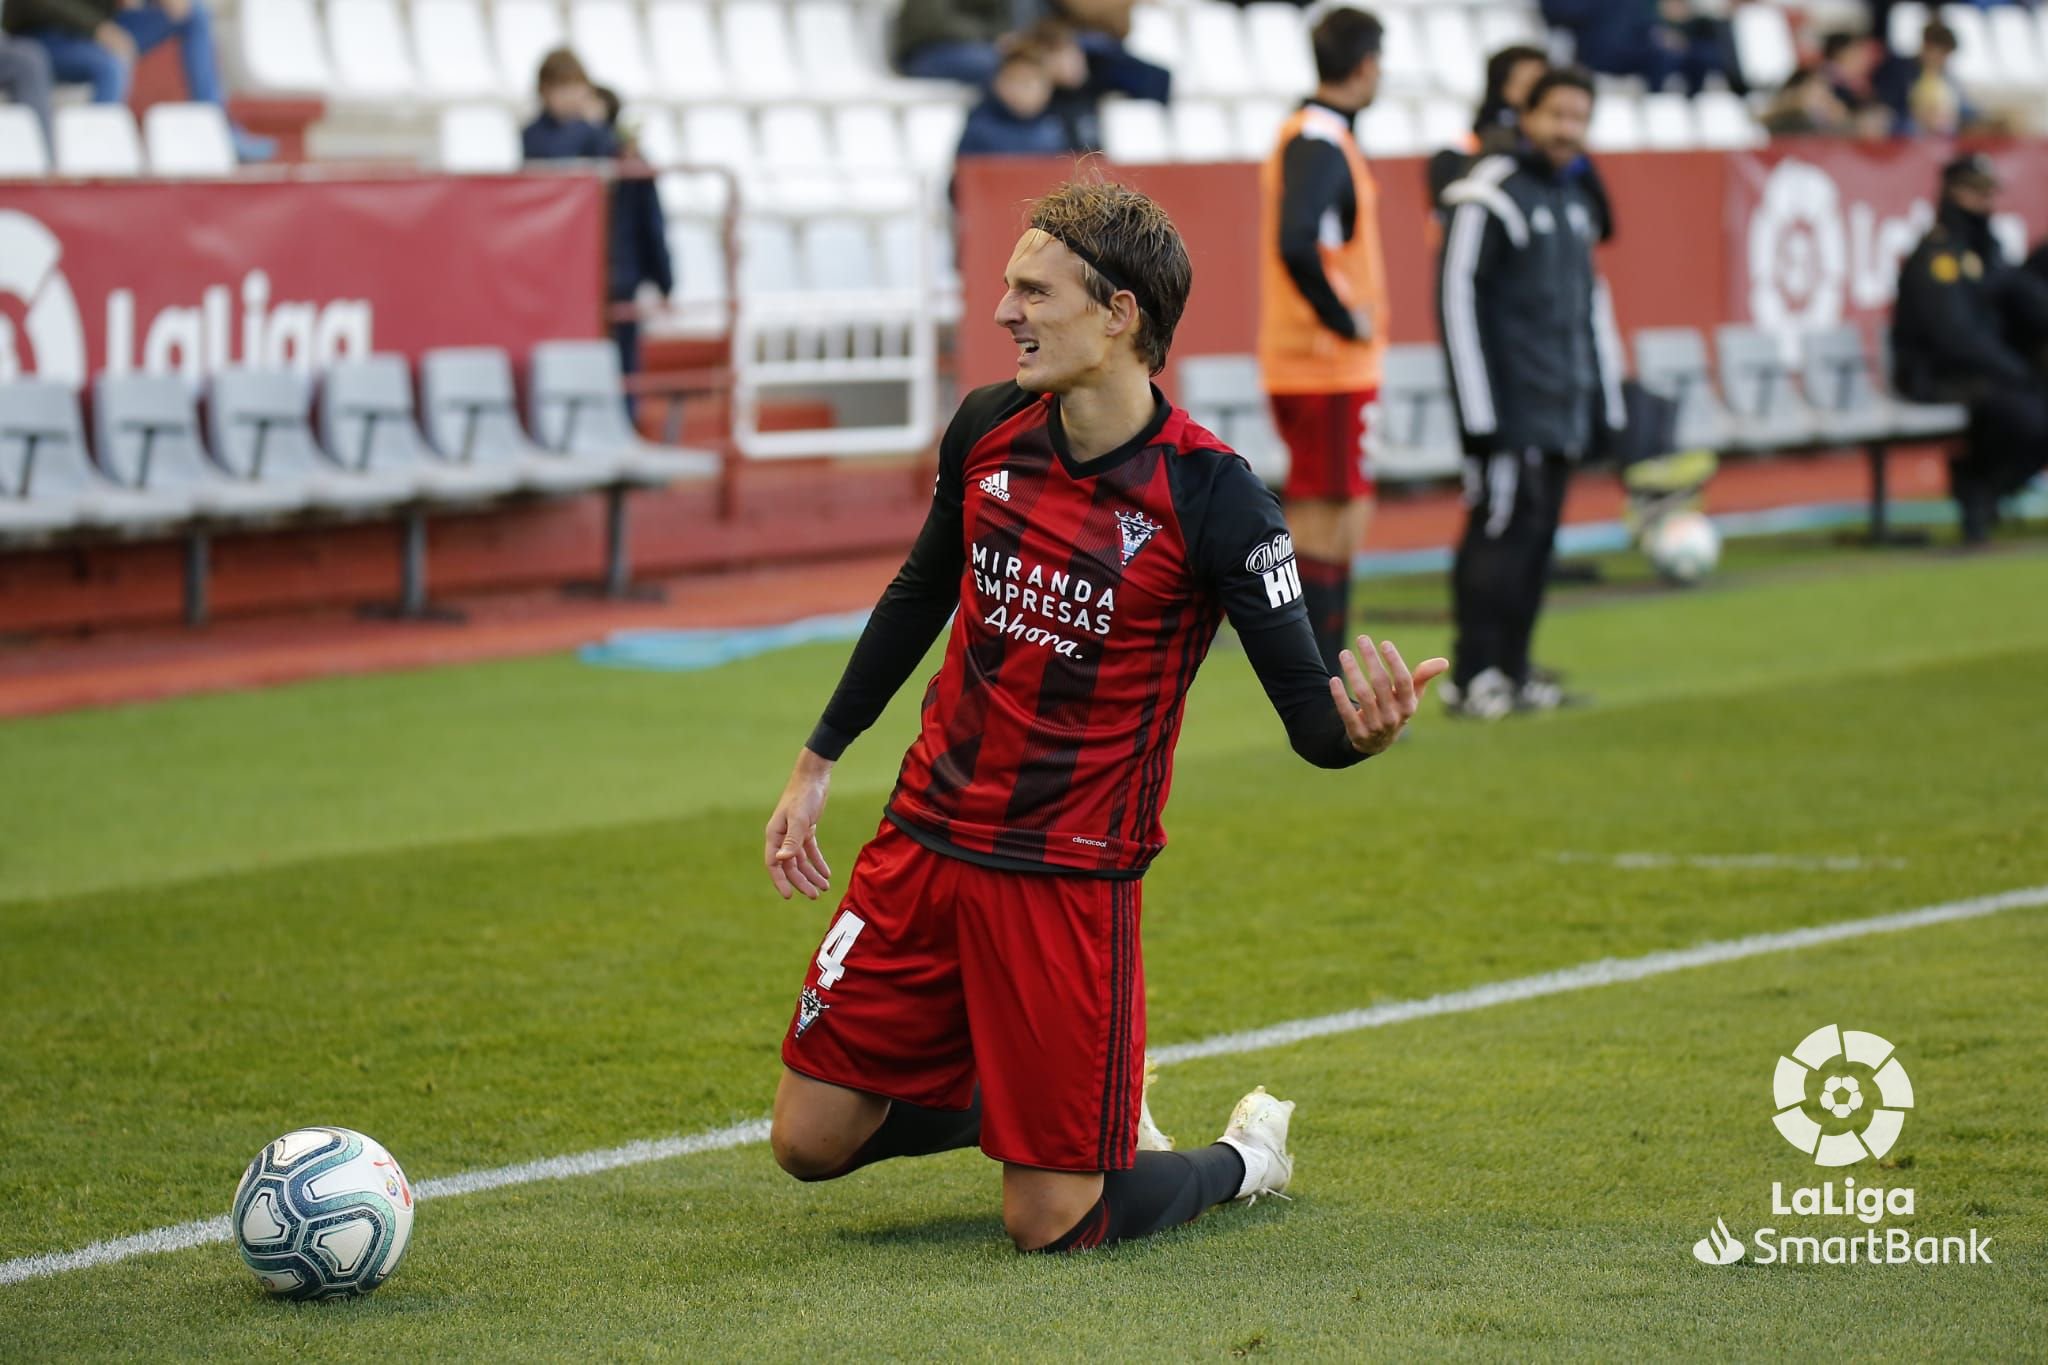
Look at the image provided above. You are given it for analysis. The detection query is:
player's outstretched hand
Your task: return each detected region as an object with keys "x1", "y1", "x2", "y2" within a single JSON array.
[
  {"x1": 764, "y1": 749, "x2": 835, "y2": 901},
  {"x1": 1329, "y1": 635, "x2": 1450, "y2": 756}
]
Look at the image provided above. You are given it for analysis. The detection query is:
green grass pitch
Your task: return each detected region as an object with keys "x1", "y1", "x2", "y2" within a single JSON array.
[{"x1": 2, "y1": 532, "x2": 2045, "y2": 1360}]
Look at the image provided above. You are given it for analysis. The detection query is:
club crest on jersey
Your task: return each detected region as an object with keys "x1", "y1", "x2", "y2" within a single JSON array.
[
  {"x1": 1115, "y1": 511, "x2": 1162, "y2": 565},
  {"x1": 794, "y1": 986, "x2": 829, "y2": 1039}
]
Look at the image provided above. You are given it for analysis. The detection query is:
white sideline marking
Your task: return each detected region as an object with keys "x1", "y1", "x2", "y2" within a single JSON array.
[
  {"x1": 7, "y1": 885, "x2": 2045, "y2": 1288},
  {"x1": 1552, "y1": 851, "x2": 1910, "y2": 873}
]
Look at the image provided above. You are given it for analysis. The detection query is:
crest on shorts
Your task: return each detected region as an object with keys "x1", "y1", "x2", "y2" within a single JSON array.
[
  {"x1": 795, "y1": 986, "x2": 829, "y2": 1039},
  {"x1": 1115, "y1": 510, "x2": 1162, "y2": 565}
]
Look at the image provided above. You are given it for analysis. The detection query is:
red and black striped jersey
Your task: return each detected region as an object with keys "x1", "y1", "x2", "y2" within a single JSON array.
[{"x1": 809, "y1": 382, "x2": 1363, "y2": 879}]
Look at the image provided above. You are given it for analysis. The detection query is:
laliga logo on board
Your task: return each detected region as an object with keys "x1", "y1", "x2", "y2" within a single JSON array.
[
  {"x1": 1747, "y1": 160, "x2": 1851, "y2": 354},
  {"x1": 0, "y1": 210, "x2": 89, "y2": 385},
  {"x1": 1745, "y1": 158, "x2": 2029, "y2": 360},
  {"x1": 0, "y1": 209, "x2": 373, "y2": 383}
]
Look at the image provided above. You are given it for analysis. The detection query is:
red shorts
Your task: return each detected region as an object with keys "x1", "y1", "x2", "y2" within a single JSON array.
[
  {"x1": 780, "y1": 820, "x2": 1145, "y2": 1172},
  {"x1": 1271, "y1": 389, "x2": 1378, "y2": 502}
]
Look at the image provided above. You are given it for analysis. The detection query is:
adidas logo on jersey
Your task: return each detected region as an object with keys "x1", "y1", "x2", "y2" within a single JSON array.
[{"x1": 979, "y1": 469, "x2": 1012, "y2": 502}]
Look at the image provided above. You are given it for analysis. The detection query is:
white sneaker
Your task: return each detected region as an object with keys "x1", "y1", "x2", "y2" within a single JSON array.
[
  {"x1": 1217, "y1": 1085, "x2": 1295, "y2": 1203},
  {"x1": 1443, "y1": 667, "x2": 1514, "y2": 721},
  {"x1": 1136, "y1": 1057, "x2": 1175, "y2": 1152}
]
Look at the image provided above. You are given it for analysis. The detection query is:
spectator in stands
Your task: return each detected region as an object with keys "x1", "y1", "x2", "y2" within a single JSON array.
[
  {"x1": 591, "y1": 86, "x2": 674, "y2": 403},
  {"x1": 1818, "y1": 31, "x2": 1891, "y2": 136},
  {"x1": 0, "y1": 33, "x2": 54, "y2": 149},
  {"x1": 3, "y1": 0, "x2": 273, "y2": 160},
  {"x1": 1027, "y1": 17, "x2": 1169, "y2": 154},
  {"x1": 1427, "y1": 45, "x2": 1548, "y2": 211},
  {"x1": 955, "y1": 40, "x2": 1069, "y2": 158},
  {"x1": 1760, "y1": 65, "x2": 1856, "y2": 138},
  {"x1": 1890, "y1": 155, "x2": 2048, "y2": 543},
  {"x1": 522, "y1": 48, "x2": 612, "y2": 160},
  {"x1": 892, "y1": 0, "x2": 1012, "y2": 86},
  {"x1": 1539, "y1": 0, "x2": 1741, "y2": 97},
  {"x1": 1874, "y1": 19, "x2": 1977, "y2": 136}
]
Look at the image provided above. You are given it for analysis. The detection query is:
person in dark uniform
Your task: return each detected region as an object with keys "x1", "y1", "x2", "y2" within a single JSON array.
[
  {"x1": 1890, "y1": 155, "x2": 2048, "y2": 544},
  {"x1": 1434, "y1": 68, "x2": 1627, "y2": 719}
]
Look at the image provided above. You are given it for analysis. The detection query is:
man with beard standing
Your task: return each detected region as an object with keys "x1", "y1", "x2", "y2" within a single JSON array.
[{"x1": 1435, "y1": 67, "x2": 1626, "y2": 720}]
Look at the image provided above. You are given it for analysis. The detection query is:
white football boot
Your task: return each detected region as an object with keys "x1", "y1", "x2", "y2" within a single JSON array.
[
  {"x1": 1217, "y1": 1085, "x2": 1296, "y2": 1203},
  {"x1": 1136, "y1": 1057, "x2": 1176, "y2": 1152}
]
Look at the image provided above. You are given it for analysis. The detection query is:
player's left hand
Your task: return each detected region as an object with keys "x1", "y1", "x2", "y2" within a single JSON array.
[{"x1": 1329, "y1": 635, "x2": 1448, "y2": 756}]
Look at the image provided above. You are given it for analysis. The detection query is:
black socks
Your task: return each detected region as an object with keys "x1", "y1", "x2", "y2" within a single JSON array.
[
  {"x1": 802, "y1": 1094, "x2": 982, "y2": 1182},
  {"x1": 1034, "y1": 1145, "x2": 1247, "y2": 1252},
  {"x1": 1297, "y1": 556, "x2": 1352, "y2": 678}
]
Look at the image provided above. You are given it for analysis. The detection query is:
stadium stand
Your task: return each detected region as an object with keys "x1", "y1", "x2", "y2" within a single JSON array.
[
  {"x1": 143, "y1": 104, "x2": 239, "y2": 176},
  {"x1": 0, "y1": 105, "x2": 49, "y2": 177},
  {"x1": 53, "y1": 105, "x2": 145, "y2": 177},
  {"x1": 3, "y1": 0, "x2": 2038, "y2": 632}
]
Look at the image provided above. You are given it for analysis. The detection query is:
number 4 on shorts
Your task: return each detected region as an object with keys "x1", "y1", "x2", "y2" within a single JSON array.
[{"x1": 815, "y1": 910, "x2": 866, "y2": 990}]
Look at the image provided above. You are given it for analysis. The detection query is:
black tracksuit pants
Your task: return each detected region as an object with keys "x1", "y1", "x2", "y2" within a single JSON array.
[{"x1": 1452, "y1": 448, "x2": 1571, "y2": 689}]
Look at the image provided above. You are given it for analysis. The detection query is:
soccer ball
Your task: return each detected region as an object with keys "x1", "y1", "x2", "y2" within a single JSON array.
[
  {"x1": 1642, "y1": 510, "x2": 1721, "y2": 584},
  {"x1": 232, "y1": 1127, "x2": 415, "y2": 1299}
]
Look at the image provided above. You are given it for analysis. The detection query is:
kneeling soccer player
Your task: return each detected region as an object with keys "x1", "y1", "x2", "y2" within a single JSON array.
[{"x1": 761, "y1": 181, "x2": 1444, "y2": 1252}]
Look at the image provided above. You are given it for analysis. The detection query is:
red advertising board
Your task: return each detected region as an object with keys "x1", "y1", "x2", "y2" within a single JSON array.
[
  {"x1": 0, "y1": 173, "x2": 607, "y2": 387},
  {"x1": 1727, "y1": 140, "x2": 2048, "y2": 351},
  {"x1": 953, "y1": 142, "x2": 2048, "y2": 390}
]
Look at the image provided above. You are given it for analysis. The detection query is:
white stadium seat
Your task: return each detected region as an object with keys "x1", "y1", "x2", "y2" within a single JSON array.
[
  {"x1": 54, "y1": 105, "x2": 142, "y2": 177},
  {"x1": 683, "y1": 106, "x2": 758, "y2": 172},
  {"x1": 1415, "y1": 96, "x2": 1469, "y2": 153},
  {"x1": 658, "y1": 168, "x2": 731, "y2": 214},
  {"x1": 1102, "y1": 99, "x2": 1171, "y2": 163},
  {"x1": 833, "y1": 105, "x2": 908, "y2": 174},
  {"x1": 902, "y1": 103, "x2": 966, "y2": 175},
  {"x1": 648, "y1": 0, "x2": 729, "y2": 100},
  {"x1": 1475, "y1": 7, "x2": 1543, "y2": 55},
  {"x1": 721, "y1": 1, "x2": 803, "y2": 99},
  {"x1": 625, "y1": 106, "x2": 681, "y2": 166},
  {"x1": 1243, "y1": 3, "x2": 1314, "y2": 96},
  {"x1": 0, "y1": 106, "x2": 50, "y2": 177},
  {"x1": 1987, "y1": 6, "x2": 2044, "y2": 88},
  {"x1": 1355, "y1": 99, "x2": 1419, "y2": 158},
  {"x1": 1423, "y1": 9, "x2": 1483, "y2": 103},
  {"x1": 1888, "y1": 3, "x2": 1928, "y2": 57},
  {"x1": 325, "y1": 0, "x2": 419, "y2": 98},
  {"x1": 1586, "y1": 93, "x2": 1644, "y2": 152},
  {"x1": 412, "y1": 0, "x2": 503, "y2": 98},
  {"x1": 571, "y1": 0, "x2": 656, "y2": 100},
  {"x1": 801, "y1": 218, "x2": 881, "y2": 292},
  {"x1": 1233, "y1": 98, "x2": 1288, "y2": 160},
  {"x1": 1377, "y1": 9, "x2": 1429, "y2": 98},
  {"x1": 1124, "y1": 5, "x2": 1186, "y2": 72},
  {"x1": 1938, "y1": 6, "x2": 1997, "y2": 92},
  {"x1": 758, "y1": 106, "x2": 833, "y2": 170},
  {"x1": 1693, "y1": 90, "x2": 1763, "y2": 149},
  {"x1": 1182, "y1": 4, "x2": 1254, "y2": 97},
  {"x1": 237, "y1": 0, "x2": 333, "y2": 91},
  {"x1": 493, "y1": 0, "x2": 567, "y2": 100},
  {"x1": 143, "y1": 103, "x2": 236, "y2": 175},
  {"x1": 668, "y1": 220, "x2": 730, "y2": 313},
  {"x1": 739, "y1": 218, "x2": 802, "y2": 294},
  {"x1": 437, "y1": 104, "x2": 522, "y2": 171},
  {"x1": 1639, "y1": 93, "x2": 1695, "y2": 150},
  {"x1": 793, "y1": 1, "x2": 881, "y2": 97},
  {"x1": 1732, "y1": 6, "x2": 1797, "y2": 92},
  {"x1": 1170, "y1": 100, "x2": 1235, "y2": 162}
]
